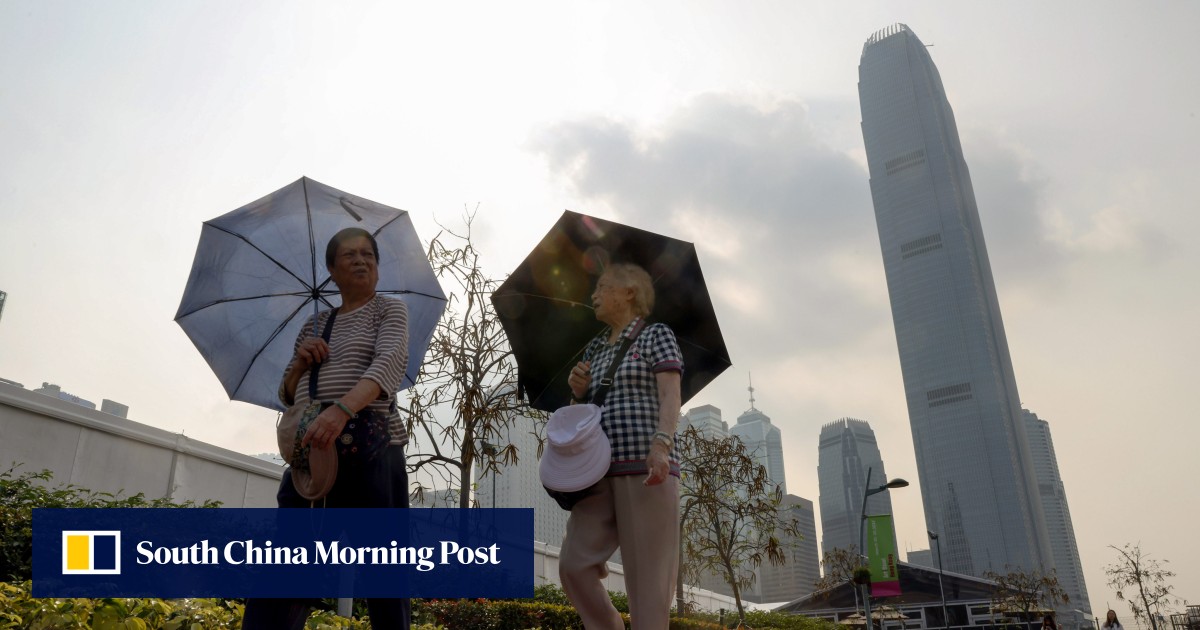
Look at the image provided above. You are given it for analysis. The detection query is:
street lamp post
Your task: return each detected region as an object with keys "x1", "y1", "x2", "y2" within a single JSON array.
[
  {"x1": 858, "y1": 467, "x2": 909, "y2": 630},
  {"x1": 929, "y1": 531, "x2": 949, "y2": 630}
]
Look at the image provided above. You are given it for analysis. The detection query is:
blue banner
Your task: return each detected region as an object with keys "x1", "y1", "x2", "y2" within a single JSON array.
[{"x1": 34, "y1": 508, "x2": 534, "y2": 598}]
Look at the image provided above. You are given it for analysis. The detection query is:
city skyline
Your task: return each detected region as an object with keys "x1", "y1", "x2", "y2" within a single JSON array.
[
  {"x1": 860, "y1": 23, "x2": 1052, "y2": 576},
  {"x1": 1, "y1": 2, "x2": 1197, "y2": 609}
]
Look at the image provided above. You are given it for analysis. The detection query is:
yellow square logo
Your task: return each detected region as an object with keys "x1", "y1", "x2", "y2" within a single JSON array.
[{"x1": 61, "y1": 531, "x2": 121, "y2": 575}]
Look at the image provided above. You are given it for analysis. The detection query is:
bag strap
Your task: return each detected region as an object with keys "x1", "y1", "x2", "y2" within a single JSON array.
[
  {"x1": 307, "y1": 308, "x2": 339, "y2": 401},
  {"x1": 589, "y1": 318, "x2": 646, "y2": 407}
]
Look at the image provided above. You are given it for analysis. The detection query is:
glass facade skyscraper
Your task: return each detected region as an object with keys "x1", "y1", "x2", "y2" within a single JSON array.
[
  {"x1": 858, "y1": 24, "x2": 1051, "y2": 574},
  {"x1": 817, "y1": 418, "x2": 895, "y2": 558},
  {"x1": 730, "y1": 405, "x2": 787, "y2": 495},
  {"x1": 1023, "y1": 410, "x2": 1091, "y2": 624}
]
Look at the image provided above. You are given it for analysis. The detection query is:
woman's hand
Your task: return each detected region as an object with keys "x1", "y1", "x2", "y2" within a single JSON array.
[
  {"x1": 292, "y1": 337, "x2": 331, "y2": 371},
  {"x1": 567, "y1": 361, "x2": 592, "y2": 401},
  {"x1": 644, "y1": 440, "x2": 670, "y2": 486},
  {"x1": 300, "y1": 405, "x2": 350, "y2": 450}
]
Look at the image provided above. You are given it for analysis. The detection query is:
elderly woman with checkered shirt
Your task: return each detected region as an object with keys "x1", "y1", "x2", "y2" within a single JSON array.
[{"x1": 561, "y1": 262, "x2": 684, "y2": 630}]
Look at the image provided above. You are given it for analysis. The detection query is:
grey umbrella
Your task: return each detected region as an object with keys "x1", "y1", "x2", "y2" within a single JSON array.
[{"x1": 175, "y1": 176, "x2": 447, "y2": 411}]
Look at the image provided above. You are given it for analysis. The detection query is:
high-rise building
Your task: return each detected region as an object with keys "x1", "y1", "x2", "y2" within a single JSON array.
[
  {"x1": 755, "y1": 494, "x2": 821, "y2": 603},
  {"x1": 681, "y1": 404, "x2": 729, "y2": 438},
  {"x1": 729, "y1": 389, "x2": 786, "y2": 494},
  {"x1": 1023, "y1": 410, "x2": 1091, "y2": 625},
  {"x1": 817, "y1": 418, "x2": 896, "y2": 558},
  {"x1": 858, "y1": 24, "x2": 1051, "y2": 575},
  {"x1": 695, "y1": 492, "x2": 821, "y2": 604},
  {"x1": 472, "y1": 415, "x2": 570, "y2": 549}
]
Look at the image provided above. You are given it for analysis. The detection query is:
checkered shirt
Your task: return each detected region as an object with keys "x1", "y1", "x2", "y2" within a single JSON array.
[{"x1": 581, "y1": 317, "x2": 684, "y2": 476}]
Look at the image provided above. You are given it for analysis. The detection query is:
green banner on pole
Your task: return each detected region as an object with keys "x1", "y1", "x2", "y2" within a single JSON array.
[{"x1": 866, "y1": 514, "x2": 900, "y2": 596}]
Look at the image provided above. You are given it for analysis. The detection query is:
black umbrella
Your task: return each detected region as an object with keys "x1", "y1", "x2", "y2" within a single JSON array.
[
  {"x1": 175, "y1": 177, "x2": 447, "y2": 411},
  {"x1": 492, "y1": 210, "x2": 731, "y2": 412}
]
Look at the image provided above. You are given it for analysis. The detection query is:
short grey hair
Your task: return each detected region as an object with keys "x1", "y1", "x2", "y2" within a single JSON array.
[{"x1": 603, "y1": 263, "x2": 655, "y2": 317}]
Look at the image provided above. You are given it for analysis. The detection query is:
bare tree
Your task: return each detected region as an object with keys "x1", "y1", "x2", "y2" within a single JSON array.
[
  {"x1": 402, "y1": 210, "x2": 544, "y2": 508},
  {"x1": 1106, "y1": 543, "x2": 1177, "y2": 630},
  {"x1": 984, "y1": 566, "x2": 1069, "y2": 625},
  {"x1": 675, "y1": 426, "x2": 801, "y2": 624}
]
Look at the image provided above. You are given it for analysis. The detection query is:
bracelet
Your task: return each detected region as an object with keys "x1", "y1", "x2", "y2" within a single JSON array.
[
  {"x1": 651, "y1": 431, "x2": 673, "y2": 449},
  {"x1": 334, "y1": 400, "x2": 357, "y2": 419}
]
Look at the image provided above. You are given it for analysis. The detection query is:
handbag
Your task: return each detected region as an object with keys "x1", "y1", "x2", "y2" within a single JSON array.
[
  {"x1": 277, "y1": 308, "x2": 392, "y2": 467},
  {"x1": 544, "y1": 320, "x2": 645, "y2": 511},
  {"x1": 332, "y1": 405, "x2": 390, "y2": 462}
]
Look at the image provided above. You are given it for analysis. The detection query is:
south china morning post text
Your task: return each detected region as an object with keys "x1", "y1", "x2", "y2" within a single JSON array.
[
  {"x1": 33, "y1": 508, "x2": 534, "y2": 599},
  {"x1": 133, "y1": 538, "x2": 500, "y2": 572}
]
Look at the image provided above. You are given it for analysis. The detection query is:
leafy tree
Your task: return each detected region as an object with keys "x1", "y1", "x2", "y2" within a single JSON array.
[
  {"x1": 814, "y1": 546, "x2": 864, "y2": 592},
  {"x1": 401, "y1": 210, "x2": 545, "y2": 508},
  {"x1": 1106, "y1": 543, "x2": 1177, "y2": 630},
  {"x1": 675, "y1": 426, "x2": 801, "y2": 624},
  {"x1": 983, "y1": 566, "x2": 1068, "y2": 624}
]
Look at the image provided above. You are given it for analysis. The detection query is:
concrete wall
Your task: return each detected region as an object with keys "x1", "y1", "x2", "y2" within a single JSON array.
[{"x1": 0, "y1": 382, "x2": 282, "y2": 507}]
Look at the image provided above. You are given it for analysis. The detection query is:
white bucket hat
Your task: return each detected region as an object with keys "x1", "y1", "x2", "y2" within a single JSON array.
[{"x1": 539, "y1": 404, "x2": 611, "y2": 492}]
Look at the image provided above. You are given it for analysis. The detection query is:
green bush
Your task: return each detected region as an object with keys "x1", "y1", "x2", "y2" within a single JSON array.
[
  {"x1": 667, "y1": 617, "x2": 724, "y2": 630},
  {"x1": 0, "y1": 465, "x2": 221, "y2": 582},
  {"x1": 0, "y1": 581, "x2": 247, "y2": 629}
]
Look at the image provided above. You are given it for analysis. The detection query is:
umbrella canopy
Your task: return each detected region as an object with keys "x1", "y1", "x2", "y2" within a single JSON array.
[
  {"x1": 491, "y1": 210, "x2": 731, "y2": 412},
  {"x1": 175, "y1": 177, "x2": 447, "y2": 411}
]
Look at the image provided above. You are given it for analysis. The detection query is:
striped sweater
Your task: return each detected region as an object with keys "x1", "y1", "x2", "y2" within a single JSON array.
[{"x1": 280, "y1": 295, "x2": 410, "y2": 446}]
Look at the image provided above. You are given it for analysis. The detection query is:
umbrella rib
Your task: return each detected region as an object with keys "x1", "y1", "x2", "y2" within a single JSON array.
[
  {"x1": 375, "y1": 289, "x2": 450, "y2": 302},
  {"x1": 372, "y1": 211, "x2": 406, "y2": 235},
  {"x1": 230, "y1": 300, "x2": 312, "y2": 398},
  {"x1": 204, "y1": 222, "x2": 316, "y2": 290},
  {"x1": 491, "y1": 292, "x2": 592, "y2": 309},
  {"x1": 175, "y1": 291, "x2": 323, "y2": 319}
]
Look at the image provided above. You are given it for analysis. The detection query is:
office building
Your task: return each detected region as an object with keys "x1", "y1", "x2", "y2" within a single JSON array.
[
  {"x1": 729, "y1": 397, "x2": 786, "y2": 494},
  {"x1": 817, "y1": 418, "x2": 896, "y2": 558},
  {"x1": 681, "y1": 404, "x2": 729, "y2": 438},
  {"x1": 1024, "y1": 410, "x2": 1091, "y2": 626},
  {"x1": 858, "y1": 23, "x2": 1051, "y2": 574},
  {"x1": 756, "y1": 494, "x2": 821, "y2": 602}
]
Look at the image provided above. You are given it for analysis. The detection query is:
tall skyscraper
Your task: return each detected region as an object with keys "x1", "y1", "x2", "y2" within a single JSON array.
[
  {"x1": 1023, "y1": 410, "x2": 1091, "y2": 623},
  {"x1": 858, "y1": 24, "x2": 1051, "y2": 574},
  {"x1": 681, "y1": 404, "x2": 729, "y2": 438},
  {"x1": 755, "y1": 494, "x2": 821, "y2": 603},
  {"x1": 817, "y1": 418, "x2": 896, "y2": 558},
  {"x1": 729, "y1": 383, "x2": 786, "y2": 494}
]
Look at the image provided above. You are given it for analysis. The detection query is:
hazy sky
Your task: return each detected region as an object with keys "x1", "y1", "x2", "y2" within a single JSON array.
[{"x1": 2, "y1": 1, "x2": 1197, "y2": 615}]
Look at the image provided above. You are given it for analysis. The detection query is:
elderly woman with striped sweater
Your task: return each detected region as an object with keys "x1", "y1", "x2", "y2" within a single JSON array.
[{"x1": 243, "y1": 227, "x2": 411, "y2": 630}]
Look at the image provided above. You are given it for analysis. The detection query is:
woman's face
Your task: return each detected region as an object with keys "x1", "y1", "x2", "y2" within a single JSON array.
[
  {"x1": 329, "y1": 235, "x2": 379, "y2": 294},
  {"x1": 1108, "y1": 612, "x2": 1117, "y2": 623},
  {"x1": 591, "y1": 272, "x2": 633, "y2": 325}
]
